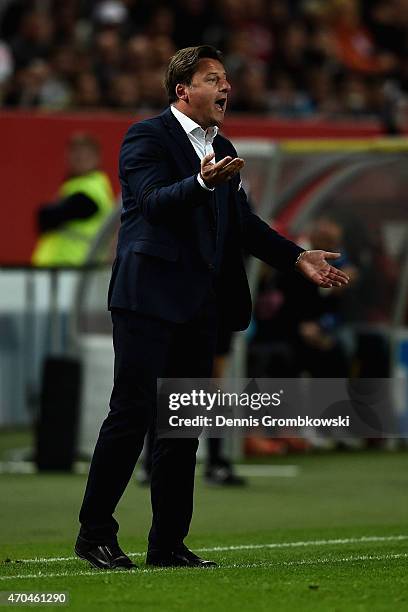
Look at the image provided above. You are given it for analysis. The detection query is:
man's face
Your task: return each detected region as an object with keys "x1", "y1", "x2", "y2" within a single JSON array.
[{"x1": 181, "y1": 58, "x2": 231, "y2": 129}]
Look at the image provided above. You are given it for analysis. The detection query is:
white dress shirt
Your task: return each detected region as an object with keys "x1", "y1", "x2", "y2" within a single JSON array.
[{"x1": 170, "y1": 105, "x2": 217, "y2": 191}]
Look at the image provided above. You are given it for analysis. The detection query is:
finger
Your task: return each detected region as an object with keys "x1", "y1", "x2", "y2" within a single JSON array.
[
  {"x1": 222, "y1": 157, "x2": 245, "y2": 170},
  {"x1": 326, "y1": 270, "x2": 345, "y2": 282},
  {"x1": 322, "y1": 263, "x2": 349, "y2": 279},
  {"x1": 310, "y1": 270, "x2": 333, "y2": 287},
  {"x1": 215, "y1": 157, "x2": 243, "y2": 173},
  {"x1": 324, "y1": 251, "x2": 341, "y2": 260},
  {"x1": 327, "y1": 267, "x2": 347, "y2": 278},
  {"x1": 202, "y1": 152, "x2": 215, "y2": 164},
  {"x1": 313, "y1": 273, "x2": 332, "y2": 287},
  {"x1": 219, "y1": 160, "x2": 245, "y2": 177},
  {"x1": 213, "y1": 156, "x2": 233, "y2": 170},
  {"x1": 327, "y1": 268, "x2": 350, "y2": 282},
  {"x1": 319, "y1": 279, "x2": 333, "y2": 288},
  {"x1": 330, "y1": 274, "x2": 349, "y2": 285},
  {"x1": 223, "y1": 160, "x2": 245, "y2": 172}
]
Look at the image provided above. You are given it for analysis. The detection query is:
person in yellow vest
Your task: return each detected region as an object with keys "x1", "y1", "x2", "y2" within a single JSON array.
[{"x1": 31, "y1": 133, "x2": 115, "y2": 266}]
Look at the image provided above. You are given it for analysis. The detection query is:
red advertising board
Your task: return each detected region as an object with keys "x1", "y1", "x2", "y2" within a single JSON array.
[{"x1": 0, "y1": 110, "x2": 385, "y2": 264}]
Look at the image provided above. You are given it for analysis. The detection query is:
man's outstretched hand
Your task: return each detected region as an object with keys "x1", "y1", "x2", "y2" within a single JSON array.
[
  {"x1": 200, "y1": 152, "x2": 245, "y2": 188},
  {"x1": 296, "y1": 250, "x2": 350, "y2": 288}
]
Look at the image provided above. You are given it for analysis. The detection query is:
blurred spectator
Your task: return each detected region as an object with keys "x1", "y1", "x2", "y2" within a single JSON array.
[
  {"x1": 72, "y1": 72, "x2": 101, "y2": 109},
  {"x1": 92, "y1": 29, "x2": 122, "y2": 92},
  {"x1": 338, "y1": 73, "x2": 371, "y2": 117},
  {"x1": 51, "y1": 0, "x2": 81, "y2": 45},
  {"x1": 273, "y1": 21, "x2": 311, "y2": 90},
  {"x1": 151, "y1": 35, "x2": 176, "y2": 70},
  {"x1": 229, "y1": 64, "x2": 272, "y2": 114},
  {"x1": 108, "y1": 72, "x2": 140, "y2": 110},
  {"x1": 307, "y1": 68, "x2": 341, "y2": 115},
  {"x1": 3, "y1": 58, "x2": 49, "y2": 107},
  {"x1": 36, "y1": 44, "x2": 78, "y2": 109},
  {"x1": 147, "y1": 5, "x2": 175, "y2": 40},
  {"x1": 10, "y1": 10, "x2": 54, "y2": 69},
  {"x1": 0, "y1": 0, "x2": 408, "y2": 121},
  {"x1": 325, "y1": 0, "x2": 397, "y2": 75},
  {"x1": 124, "y1": 34, "x2": 153, "y2": 72},
  {"x1": 208, "y1": 0, "x2": 249, "y2": 51},
  {"x1": 269, "y1": 73, "x2": 314, "y2": 118},
  {"x1": 137, "y1": 68, "x2": 167, "y2": 111},
  {"x1": 31, "y1": 133, "x2": 115, "y2": 266},
  {"x1": 251, "y1": 215, "x2": 357, "y2": 378},
  {"x1": 223, "y1": 29, "x2": 261, "y2": 81}
]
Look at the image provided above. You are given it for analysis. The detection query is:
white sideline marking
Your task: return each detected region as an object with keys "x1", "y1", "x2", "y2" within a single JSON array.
[
  {"x1": 0, "y1": 462, "x2": 36, "y2": 474},
  {"x1": 1, "y1": 552, "x2": 407, "y2": 581},
  {"x1": 6, "y1": 534, "x2": 408, "y2": 565},
  {"x1": 233, "y1": 465, "x2": 299, "y2": 477},
  {"x1": 0, "y1": 462, "x2": 299, "y2": 477}
]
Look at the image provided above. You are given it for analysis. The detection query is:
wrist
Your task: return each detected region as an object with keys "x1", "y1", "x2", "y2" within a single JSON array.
[
  {"x1": 198, "y1": 173, "x2": 215, "y2": 191},
  {"x1": 200, "y1": 173, "x2": 211, "y2": 187},
  {"x1": 295, "y1": 250, "x2": 307, "y2": 268}
]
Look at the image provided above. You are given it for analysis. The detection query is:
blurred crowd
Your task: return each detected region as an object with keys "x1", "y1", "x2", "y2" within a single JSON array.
[{"x1": 0, "y1": 0, "x2": 408, "y2": 125}]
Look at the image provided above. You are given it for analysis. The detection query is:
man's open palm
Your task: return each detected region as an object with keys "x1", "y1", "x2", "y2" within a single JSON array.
[
  {"x1": 200, "y1": 152, "x2": 244, "y2": 188},
  {"x1": 296, "y1": 250, "x2": 350, "y2": 288}
]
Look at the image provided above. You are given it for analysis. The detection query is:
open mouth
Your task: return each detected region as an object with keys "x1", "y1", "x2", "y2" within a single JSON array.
[{"x1": 215, "y1": 98, "x2": 227, "y2": 111}]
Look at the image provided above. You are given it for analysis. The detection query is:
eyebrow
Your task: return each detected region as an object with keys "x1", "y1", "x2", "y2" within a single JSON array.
[{"x1": 206, "y1": 71, "x2": 227, "y2": 78}]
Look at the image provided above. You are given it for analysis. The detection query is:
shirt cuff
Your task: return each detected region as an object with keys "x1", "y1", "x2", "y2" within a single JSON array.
[{"x1": 197, "y1": 173, "x2": 215, "y2": 192}]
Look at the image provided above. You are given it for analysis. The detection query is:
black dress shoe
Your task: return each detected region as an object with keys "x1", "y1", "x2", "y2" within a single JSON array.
[
  {"x1": 204, "y1": 464, "x2": 247, "y2": 487},
  {"x1": 146, "y1": 544, "x2": 217, "y2": 568},
  {"x1": 75, "y1": 535, "x2": 136, "y2": 570}
]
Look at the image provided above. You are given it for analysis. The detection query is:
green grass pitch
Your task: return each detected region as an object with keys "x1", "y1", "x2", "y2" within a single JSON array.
[{"x1": 0, "y1": 431, "x2": 407, "y2": 611}]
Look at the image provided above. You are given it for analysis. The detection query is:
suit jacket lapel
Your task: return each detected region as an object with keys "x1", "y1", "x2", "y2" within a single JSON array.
[{"x1": 160, "y1": 107, "x2": 201, "y2": 175}]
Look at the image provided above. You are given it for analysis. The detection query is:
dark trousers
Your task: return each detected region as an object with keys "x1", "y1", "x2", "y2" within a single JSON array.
[
  {"x1": 79, "y1": 290, "x2": 217, "y2": 550},
  {"x1": 143, "y1": 427, "x2": 228, "y2": 474}
]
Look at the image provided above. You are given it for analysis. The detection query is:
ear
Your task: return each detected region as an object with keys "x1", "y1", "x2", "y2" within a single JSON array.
[{"x1": 175, "y1": 83, "x2": 189, "y2": 102}]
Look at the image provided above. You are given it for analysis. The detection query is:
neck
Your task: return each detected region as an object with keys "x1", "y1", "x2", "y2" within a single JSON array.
[{"x1": 172, "y1": 102, "x2": 210, "y2": 130}]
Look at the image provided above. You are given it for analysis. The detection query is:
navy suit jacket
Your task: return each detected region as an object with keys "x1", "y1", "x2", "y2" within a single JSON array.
[{"x1": 108, "y1": 107, "x2": 303, "y2": 331}]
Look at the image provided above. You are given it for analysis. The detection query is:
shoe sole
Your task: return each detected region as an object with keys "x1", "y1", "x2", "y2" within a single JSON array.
[{"x1": 75, "y1": 548, "x2": 108, "y2": 570}]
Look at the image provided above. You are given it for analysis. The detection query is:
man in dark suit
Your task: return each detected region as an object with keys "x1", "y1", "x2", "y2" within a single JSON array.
[{"x1": 75, "y1": 45, "x2": 349, "y2": 570}]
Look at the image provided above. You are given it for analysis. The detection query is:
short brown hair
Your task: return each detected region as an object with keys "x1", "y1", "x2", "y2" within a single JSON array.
[{"x1": 164, "y1": 45, "x2": 224, "y2": 104}]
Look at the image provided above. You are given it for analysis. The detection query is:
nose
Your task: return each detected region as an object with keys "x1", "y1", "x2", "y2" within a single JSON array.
[{"x1": 220, "y1": 78, "x2": 231, "y2": 93}]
